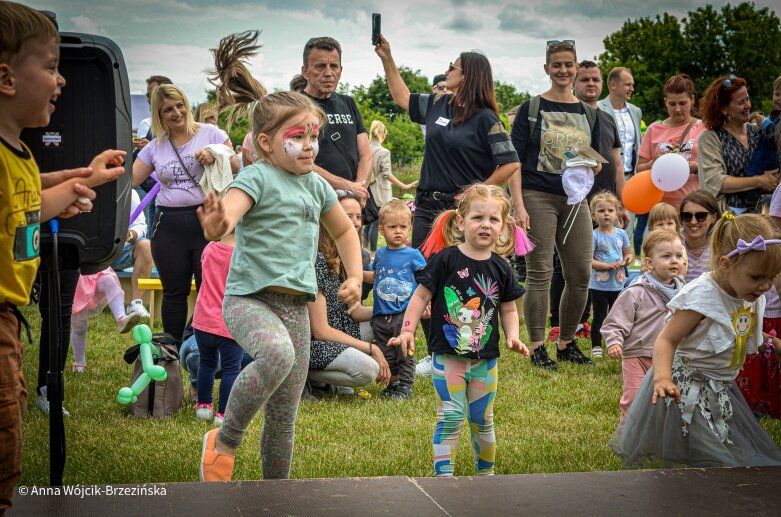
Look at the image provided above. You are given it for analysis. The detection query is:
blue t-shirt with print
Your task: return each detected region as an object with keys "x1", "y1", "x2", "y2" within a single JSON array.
[
  {"x1": 590, "y1": 227, "x2": 630, "y2": 291},
  {"x1": 372, "y1": 246, "x2": 426, "y2": 315}
]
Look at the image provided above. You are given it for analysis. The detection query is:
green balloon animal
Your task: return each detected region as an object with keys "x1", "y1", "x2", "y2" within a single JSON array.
[{"x1": 117, "y1": 324, "x2": 167, "y2": 405}]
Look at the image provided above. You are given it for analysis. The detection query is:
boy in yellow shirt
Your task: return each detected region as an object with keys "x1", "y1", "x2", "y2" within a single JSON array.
[{"x1": 0, "y1": 2, "x2": 126, "y2": 512}]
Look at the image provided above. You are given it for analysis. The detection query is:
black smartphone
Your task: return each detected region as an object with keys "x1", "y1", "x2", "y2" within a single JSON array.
[{"x1": 372, "y1": 13, "x2": 381, "y2": 45}]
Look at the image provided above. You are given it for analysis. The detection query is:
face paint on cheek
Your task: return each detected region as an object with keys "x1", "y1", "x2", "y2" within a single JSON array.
[
  {"x1": 311, "y1": 139, "x2": 319, "y2": 158},
  {"x1": 283, "y1": 139, "x2": 304, "y2": 157}
]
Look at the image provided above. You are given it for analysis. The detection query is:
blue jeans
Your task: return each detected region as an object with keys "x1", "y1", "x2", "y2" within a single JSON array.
[
  {"x1": 633, "y1": 213, "x2": 648, "y2": 256},
  {"x1": 179, "y1": 335, "x2": 251, "y2": 389},
  {"x1": 363, "y1": 221, "x2": 379, "y2": 252},
  {"x1": 193, "y1": 329, "x2": 245, "y2": 414}
]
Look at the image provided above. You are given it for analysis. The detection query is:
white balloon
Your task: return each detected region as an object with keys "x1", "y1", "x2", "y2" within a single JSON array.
[{"x1": 651, "y1": 153, "x2": 689, "y2": 192}]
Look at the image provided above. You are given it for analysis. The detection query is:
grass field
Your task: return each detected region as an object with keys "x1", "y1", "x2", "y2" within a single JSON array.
[{"x1": 18, "y1": 304, "x2": 781, "y2": 486}]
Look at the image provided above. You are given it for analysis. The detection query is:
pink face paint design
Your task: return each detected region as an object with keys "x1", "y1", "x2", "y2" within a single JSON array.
[
  {"x1": 281, "y1": 124, "x2": 320, "y2": 159},
  {"x1": 404, "y1": 320, "x2": 411, "y2": 327}
]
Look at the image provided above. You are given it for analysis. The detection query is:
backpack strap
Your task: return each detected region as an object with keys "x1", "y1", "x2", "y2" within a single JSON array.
[
  {"x1": 526, "y1": 95, "x2": 541, "y2": 149},
  {"x1": 580, "y1": 101, "x2": 596, "y2": 133}
]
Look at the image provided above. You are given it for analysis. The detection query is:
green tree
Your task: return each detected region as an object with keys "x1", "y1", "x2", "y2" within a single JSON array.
[
  {"x1": 355, "y1": 67, "x2": 431, "y2": 120},
  {"x1": 598, "y1": 13, "x2": 687, "y2": 121},
  {"x1": 598, "y1": 2, "x2": 781, "y2": 122},
  {"x1": 204, "y1": 88, "x2": 249, "y2": 147},
  {"x1": 494, "y1": 81, "x2": 530, "y2": 115}
]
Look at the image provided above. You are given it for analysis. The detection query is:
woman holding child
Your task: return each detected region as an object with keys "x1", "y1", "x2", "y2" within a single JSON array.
[
  {"x1": 132, "y1": 84, "x2": 239, "y2": 340},
  {"x1": 698, "y1": 74, "x2": 779, "y2": 213}
]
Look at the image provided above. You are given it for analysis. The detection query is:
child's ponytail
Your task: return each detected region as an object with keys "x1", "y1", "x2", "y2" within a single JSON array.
[
  {"x1": 420, "y1": 210, "x2": 460, "y2": 258},
  {"x1": 209, "y1": 30, "x2": 267, "y2": 129}
]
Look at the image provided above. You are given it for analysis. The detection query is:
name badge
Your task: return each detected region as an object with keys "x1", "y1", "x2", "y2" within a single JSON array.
[{"x1": 435, "y1": 117, "x2": 450, "y2": 127}]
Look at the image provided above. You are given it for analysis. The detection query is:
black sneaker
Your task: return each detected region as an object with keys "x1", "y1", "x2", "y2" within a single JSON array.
[
  {"x1": 530, "y1": 346, "x2": 558, "y2": 370},
  {"x1": 381, "y1": 383, "x2": 400, "y2": 398},
  {"x1": 390, "y1": 385, "x2": 413, "y2": 400},
  {"x1": 556, "y1": 342, "x2": 594, "y2": 365}
]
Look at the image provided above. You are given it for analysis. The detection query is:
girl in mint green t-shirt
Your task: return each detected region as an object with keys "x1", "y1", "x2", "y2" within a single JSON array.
[{"x1": 195, "y1": 31, "x2": 364, "y2": 483}]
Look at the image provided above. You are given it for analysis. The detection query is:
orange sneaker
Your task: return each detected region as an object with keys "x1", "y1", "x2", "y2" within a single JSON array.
[{"x1": 200, "y1": 428, "x2": 235, "y2": 482}]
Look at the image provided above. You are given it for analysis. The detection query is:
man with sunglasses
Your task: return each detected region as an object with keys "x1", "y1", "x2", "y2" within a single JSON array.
[
  {"x1": 598, "y1": 67, "x2": 644, "y2": 264},
  {"x1": 432, "y1": 74, "x2": 449, "y2": 94}
]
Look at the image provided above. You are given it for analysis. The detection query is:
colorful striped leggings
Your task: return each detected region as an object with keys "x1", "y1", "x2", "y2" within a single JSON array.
[
  {"x1": 218, "y1": 291, "x2": 310, "y2": 479},
  {"x1": 432, "y1": 353, "x2": 498, "y2": 477}
]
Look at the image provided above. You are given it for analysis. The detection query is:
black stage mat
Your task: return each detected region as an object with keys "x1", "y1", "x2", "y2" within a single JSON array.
[{"x1": 10, "y1": 467, "x2": 781, "y2": 516}]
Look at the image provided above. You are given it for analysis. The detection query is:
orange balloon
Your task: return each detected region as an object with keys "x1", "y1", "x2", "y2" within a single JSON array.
[{"x1": 621, "y1": 170, "x2": 663, "y2": 214}]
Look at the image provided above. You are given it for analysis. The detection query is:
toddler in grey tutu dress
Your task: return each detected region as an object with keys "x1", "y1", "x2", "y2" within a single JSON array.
[{"x1": 611, "y1": 213, "x2": 781, "y2": 467}]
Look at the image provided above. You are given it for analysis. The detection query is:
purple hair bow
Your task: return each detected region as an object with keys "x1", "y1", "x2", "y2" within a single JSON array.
[{"x1": 726, "y1": 236, "x2": 781, "y2": 257}]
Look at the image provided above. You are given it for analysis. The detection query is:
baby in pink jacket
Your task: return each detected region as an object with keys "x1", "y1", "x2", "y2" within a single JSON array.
[{"x1": 601, "y1": 230, "x2": 685, "y2": 417}]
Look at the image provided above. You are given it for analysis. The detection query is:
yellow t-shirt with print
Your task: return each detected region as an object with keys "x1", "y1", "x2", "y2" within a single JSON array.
[{"x1": 0, "y1": 137, "x2": 41, "y2": 306}]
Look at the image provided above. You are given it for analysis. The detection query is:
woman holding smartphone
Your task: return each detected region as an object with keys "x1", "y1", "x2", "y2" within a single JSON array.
[{"x1": 374, "y1": 34, "x2": 519, "y2": 373}]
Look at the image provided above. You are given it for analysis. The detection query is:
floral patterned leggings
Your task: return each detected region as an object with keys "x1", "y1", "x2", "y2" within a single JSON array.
[
  {"x1": 432, "y1": 353, "x2": 498, "y2": 477},
  {"x1": 218, "y1": 291, "x2": 310, "y2": 479}
]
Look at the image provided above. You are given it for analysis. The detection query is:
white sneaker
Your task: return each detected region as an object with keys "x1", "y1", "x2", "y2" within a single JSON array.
[
  {"x1": 127, "y1": 299, "x2": 150, "y2": 319},
  {"x1": 213, "y1": 413, "x2": 224, "y2": 426},
  {"x1": 36, "y1": 386, "x2": 70, "y2": 416},
  {"x1": 415, "y1": 355, "x2": 433, "y2": 377},
  {"x1": 591, "y1": 347, "x2": 604, "y2": 359},
  {"x1": 195, "y1": 403, "x2": 214, "y2": 421},
  {"x1": 116, "y1": 312, "x2": 141, "y2": 334}
]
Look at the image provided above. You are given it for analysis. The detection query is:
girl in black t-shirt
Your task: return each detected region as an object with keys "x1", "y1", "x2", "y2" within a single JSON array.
[
  {"x1": 509, "y1": 40, "x2": 602, "y2": 371},
  {"x1": 389, "y1": 185, "x2": 528, "y2": 477}
]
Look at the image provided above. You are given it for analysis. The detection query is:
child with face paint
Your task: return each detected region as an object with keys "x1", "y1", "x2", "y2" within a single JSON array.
[{"x1": 197, "y1": 31, "x2": 363, "y2": 482}]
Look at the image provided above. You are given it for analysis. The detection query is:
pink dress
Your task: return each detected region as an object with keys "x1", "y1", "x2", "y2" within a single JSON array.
[
  {"x1": 72, "y1": 269, "x2": 124, "y2": 317},
  {"x1": 638, "y1": 119, "x2": 706, "y2": 210}
]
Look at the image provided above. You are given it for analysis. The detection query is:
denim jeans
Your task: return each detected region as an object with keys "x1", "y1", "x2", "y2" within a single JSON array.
[{"x1": 179, "y1": 334, "x2": 252, "y2": 389}]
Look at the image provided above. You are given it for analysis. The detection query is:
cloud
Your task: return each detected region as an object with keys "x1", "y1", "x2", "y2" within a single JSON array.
[
  {"x1": 444, "y1": 14, "x2": 482, "y2": 32},
  {"x1": 69, "y1": 16, "x2": 107, "y2": 36}
]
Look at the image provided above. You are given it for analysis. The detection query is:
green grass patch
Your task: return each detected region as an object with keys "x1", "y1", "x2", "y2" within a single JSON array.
[{"x1": 19, "y1": 306, "x2": 781, "y2": 484}]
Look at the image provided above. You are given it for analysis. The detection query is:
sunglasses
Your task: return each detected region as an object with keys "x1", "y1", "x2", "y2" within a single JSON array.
[
  {"x1": 448, "y1": 62, "x2": 463, "y2": 73},
  {"x1": 434, "y1": 84, "x2": 447, "y2": 91},
  {"x1": 334, "y1": 189, "x2": 360, "y2": 201},
  {"x1": 547, "y1": 39, "x2": 575, "y2": 49},
  {"x1": 679, "y1": 211, "x2": 710, "y2": 223},
  {"x1": 722, "y1": 74, "x2": 736, "y2": 88}
]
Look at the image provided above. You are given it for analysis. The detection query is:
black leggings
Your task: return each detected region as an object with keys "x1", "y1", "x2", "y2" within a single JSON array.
[
  {"x1": 150, "y1": 206, "x2": 207, "y2": 340},
  {"x1": 590, "y1": 289, "x2": 620, "y2": 349}
]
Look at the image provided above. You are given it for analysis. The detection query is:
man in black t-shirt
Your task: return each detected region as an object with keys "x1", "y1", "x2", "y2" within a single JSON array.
[{"x1": 301, "y1": 37, "x2": 372, "y2": 202}]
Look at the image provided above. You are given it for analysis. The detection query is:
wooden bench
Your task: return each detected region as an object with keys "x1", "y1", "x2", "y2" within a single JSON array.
[{"x1": 136, "y1": 277, "x2": 197, "y2": 328}]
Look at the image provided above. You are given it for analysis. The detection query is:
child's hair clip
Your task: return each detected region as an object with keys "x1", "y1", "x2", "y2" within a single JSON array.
[{"x1": 721, "y1": 211, "x2": 735, "y2": 221}]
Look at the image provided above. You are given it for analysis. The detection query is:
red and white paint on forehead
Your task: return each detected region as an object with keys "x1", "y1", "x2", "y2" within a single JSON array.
[
  {"x1": 282, "y1": 123, "x2": 320, "y2": 158},
  {"x1": 281, "y1": 123, "x2": 319, "y2": 140}
]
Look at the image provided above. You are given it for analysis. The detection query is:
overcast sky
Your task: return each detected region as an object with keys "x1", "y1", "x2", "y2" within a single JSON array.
[{"x1": 22, "y1": 0, "x2": 780, "y2": 104}]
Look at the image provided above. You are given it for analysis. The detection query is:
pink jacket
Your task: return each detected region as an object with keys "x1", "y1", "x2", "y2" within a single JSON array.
[{"x1": 601, "y1": 276, "x2": 670, "y2": 358}]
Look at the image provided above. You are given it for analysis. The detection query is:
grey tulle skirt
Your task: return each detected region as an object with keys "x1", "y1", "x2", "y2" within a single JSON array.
[{"x1": 610, "y1": 362, "x2": 781, "y2": 468}]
